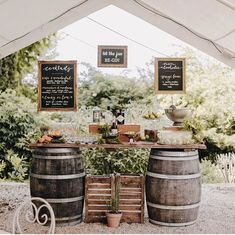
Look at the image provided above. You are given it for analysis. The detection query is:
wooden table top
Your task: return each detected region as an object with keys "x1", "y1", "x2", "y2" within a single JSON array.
[{"x1": 30, "y1": 142, "x2": 206, "y2": 150}]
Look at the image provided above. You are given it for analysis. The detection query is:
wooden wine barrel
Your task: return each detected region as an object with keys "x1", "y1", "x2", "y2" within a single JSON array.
[
  {"x1": 30, "y1": 148, "x2": 85, "y2": 226},
  {"x1": 146, "y1": 149, "x2": 201, "y2": 227}
]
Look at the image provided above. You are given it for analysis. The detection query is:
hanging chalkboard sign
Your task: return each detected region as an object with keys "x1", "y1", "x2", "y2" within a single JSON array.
[
  {"x1": 154, "y1": 58, "x2": 186, "y2": 94},
  {"x1": 98, "y1": 45, "x2": 127, "y2": 68},
  {"x1": 38, "y1": 61, "x2": 77, "y2": 111}
]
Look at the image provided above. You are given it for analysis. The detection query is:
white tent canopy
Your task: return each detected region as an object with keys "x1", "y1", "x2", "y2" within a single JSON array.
[{"x1": 1, "y1": 0, "x2": 235, "y2": 68}]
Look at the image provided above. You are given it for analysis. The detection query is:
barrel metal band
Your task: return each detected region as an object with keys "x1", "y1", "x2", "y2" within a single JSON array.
[
  {"x1": 149, "y1": 218, "x2": 197, "y2": 227},
  {"x1": 49, "y1": 214, "x2": 82, "y2": 221},
  {"x1": 30, "y1": 172, "x2": 85, "y2": 180},
  {"x1": 146, "y1": 171, "x2": 201, "y2": 179},
  {"x1": 45, "y1": 196, "x2": 84, "y2": 203},
  {"x1": 147, "y1": 201, "x2": 200, "y2": 210},
  {"x1": 55, "y1": 214, "x2": 82, "y2": 221},
  {"x1": 151, "y1": 150, "x2": 198, "y2": 157},
  {"x1": 33, "y1": 155, "x2": 81, "y2": 160},
  {"x1": 150, "y1": 155, "x2": 198, "y2": 161},
  {"x1": 33, "y1": 148, "x2": 79, "y2": 154}
]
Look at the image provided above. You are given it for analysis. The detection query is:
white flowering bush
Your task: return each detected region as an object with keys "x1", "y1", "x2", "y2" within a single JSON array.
[
  {"x1": 200, "y1": 159, "x2": 224, "y2": 183},
  {"x1": 216, "y1": 153, "x2": 235, "y2": 183}
]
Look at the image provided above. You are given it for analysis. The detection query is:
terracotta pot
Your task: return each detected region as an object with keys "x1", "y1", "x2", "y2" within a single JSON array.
[{"x1": 106, "y1": 212, "x2": 122, "y2": 228}]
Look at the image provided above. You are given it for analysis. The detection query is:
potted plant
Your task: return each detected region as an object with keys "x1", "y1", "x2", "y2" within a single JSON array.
[
  {"x1": 98, "y1": 124, "x2": 111, "y2": 138},
  {"x1": 106, "y1": 176, "x2": 122, "y2": 228}
]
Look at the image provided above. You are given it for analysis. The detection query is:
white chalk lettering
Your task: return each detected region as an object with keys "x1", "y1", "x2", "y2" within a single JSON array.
[{"x1": 43, "y1": 65, "x2": 73, "y2": 73}]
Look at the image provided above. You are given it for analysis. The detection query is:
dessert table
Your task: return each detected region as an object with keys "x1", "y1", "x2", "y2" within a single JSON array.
[{"x1": 30, "y1": 142, "x2": 206, "y2": 149}]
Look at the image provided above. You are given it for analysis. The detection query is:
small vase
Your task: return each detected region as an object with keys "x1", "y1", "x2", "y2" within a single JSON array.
[{"x1": 106, "y1": 212, "x2": 122, "y2": 228}]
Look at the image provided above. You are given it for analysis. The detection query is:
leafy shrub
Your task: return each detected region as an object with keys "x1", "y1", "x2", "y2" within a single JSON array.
[
  {"x1": 0, "y1": 89, "x2": 45, "y2": 180},
  {"x1": 82, "y1": 148, "x2": 149, "y2": 175},
  {"x1": 200, "y1": 159, "x2": 224, "y2": 183},
  {"x1": 6, "y1": 150, "x2": 28, "y2": 181},
  {"x1": 77, "y1": 63, "x2": 149, "y2": 111}
]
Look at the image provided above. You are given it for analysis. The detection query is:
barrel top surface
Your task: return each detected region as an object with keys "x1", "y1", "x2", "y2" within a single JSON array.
[{"x1": 30, "y1": 142, "x2": 206, "y2": 149}]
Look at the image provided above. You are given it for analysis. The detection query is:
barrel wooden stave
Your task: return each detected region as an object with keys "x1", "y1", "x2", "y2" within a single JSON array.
[
  {"x1": 147, "y1": 157, "x2": 199, "y2": 175},
  {"x1": 31, "y1": 158, "x2": 83, "y2": 175},
  {"x1": 30, "y1": 148, "x2": 85, "y2": 226},
  {"x1": 30, "y1": 178, "x2": 84, "y2": 199},
  {"x1": 146, "y1": 149, "x2": 201, "y2": 226},
  {"x1": 148, "y1": 207, "x2": 199, "y2": 226},
  {"x1": 146, "y1": 177, "x2": 201, "y2": 206}
]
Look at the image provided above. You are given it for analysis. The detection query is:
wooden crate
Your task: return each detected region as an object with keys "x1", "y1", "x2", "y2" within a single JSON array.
[
  {"x1": 118, "y1": 174, "x2": 145, "y2": 223},
  {"x1": 118, "y1": 125, "x2": 140, "y2": 142},
  {"x1": 89, "y1": 124, "x2": 141, "y2": 142},
  {"x1": 84, "y1": 174, "x2": 145, "y2": 223}
]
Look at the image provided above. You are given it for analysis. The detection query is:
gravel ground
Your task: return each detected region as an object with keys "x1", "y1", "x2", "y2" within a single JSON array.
[{"x1": 0, "y1": 182, "x2": 235, "y2": 234}]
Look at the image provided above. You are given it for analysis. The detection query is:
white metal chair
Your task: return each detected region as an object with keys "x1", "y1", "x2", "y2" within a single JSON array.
[{"x1": 12, "y1": 197, "x2": 55, "y2": 234}]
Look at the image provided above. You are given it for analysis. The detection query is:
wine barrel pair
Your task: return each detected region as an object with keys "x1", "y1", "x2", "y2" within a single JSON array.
[
  {"x1": 30, "y1": 147, "x2": 201, "y2": 227},
  {"x1": 146, "y1": 149, "x2": 201, "y2": 227},
  {"x1": 30, "y1": 148, "x2": 85, "y2": 226}
]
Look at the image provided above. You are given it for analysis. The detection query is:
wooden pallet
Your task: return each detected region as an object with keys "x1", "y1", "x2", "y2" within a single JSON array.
[{"x1": 84, "y1": 174, "x2": 144, "y2": 223}]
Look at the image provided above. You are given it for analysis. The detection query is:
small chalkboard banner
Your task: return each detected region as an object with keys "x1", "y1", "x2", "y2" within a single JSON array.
[
  {"x1": 98, "y1": 45, "x2": 127, "y2": 68},
  {"x1": 154, "y1": 58, "x2": 186, "y2": 94},
  {"x1": 38, "y1": 61, "x2": 77, "y2": 111}
]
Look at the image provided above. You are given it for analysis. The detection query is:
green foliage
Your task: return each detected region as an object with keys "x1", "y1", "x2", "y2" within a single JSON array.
[
  {"x1": 107, "y1": 174, "x2": 121, "y2": 214},
  {"x1": 82, "y1": 148, "x2": 149, "y2": 175},
  {"x1": 0, "y1": 89, "x2": 46, "y2": 180},
  {"x1": 0, "y1": 32, "x2": 59, "y2": 181},
  {"x1": 98, "y1": 124, "x2": 111, "y2": 136},
  {"x1": 62, "y1": 106, "x2": 92, "y2": 134},
  {"x1": 108, "y1": 197, "x2": 120, "y2": 214},
  {"x1": 6, "y1": 150, "x2": 28, "y2": 181},
  {"x1": 15, "y1": 86, "x2": 38, "y2": 102},
  {"x1": 200, "y1": 159, "x2": 224, "y2": 183},
  {"x1": 78, "y1": 63, "x2": 150, "y2": 111},
  {"x1": 0, "y1": 34, "x2": 58, "y2": 95}
]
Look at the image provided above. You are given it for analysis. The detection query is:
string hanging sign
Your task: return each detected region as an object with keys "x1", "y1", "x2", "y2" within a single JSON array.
[{"x1": 98, "y1": 45, "x2": 128, "y2": 68}]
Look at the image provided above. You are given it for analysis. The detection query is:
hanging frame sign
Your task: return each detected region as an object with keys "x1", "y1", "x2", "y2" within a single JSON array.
[
  {"x1": 38, "y1": 61, "x2": 77, "y2": 111},
  {"x1": 154, "y1": 58, "x2": 186, "y2": 94},
  {"x1": 98, "y1": 45, "x2": 127, "y2": 68}
]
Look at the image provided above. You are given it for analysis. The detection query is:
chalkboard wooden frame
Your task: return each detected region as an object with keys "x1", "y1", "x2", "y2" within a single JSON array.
[
  {"x1": 97, "y1": 45, "x2": 128, "y2": 68},
  {"x1": 38, "y1": 60, "x2": 77, "y2": 111},
  {"x1": 154, "y1": 58, "x2": 186, "y2": 94}
]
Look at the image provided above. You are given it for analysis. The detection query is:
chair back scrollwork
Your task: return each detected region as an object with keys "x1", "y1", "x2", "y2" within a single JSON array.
[{"x1": 12, "y1": 197, "x2": 55, "y2": 234}]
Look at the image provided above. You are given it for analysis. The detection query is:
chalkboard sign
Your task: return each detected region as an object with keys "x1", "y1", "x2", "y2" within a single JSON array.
[
  {"x1": 38, "y1": 61, "x2": 77, "y2": 111},
  {"x1": 98, "y1": 45, "x2": 127, "y2": 68},
  {"x1": 154, "y1": 58, "x2": 186, "y2": 94}
]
